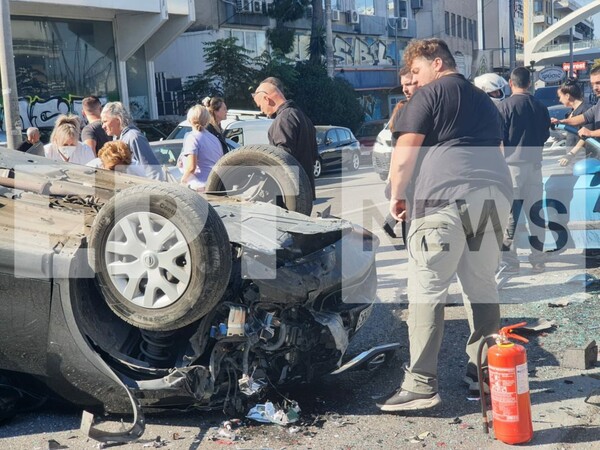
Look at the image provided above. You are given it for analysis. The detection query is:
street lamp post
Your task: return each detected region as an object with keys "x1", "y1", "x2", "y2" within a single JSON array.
[{"x1": 0, "y1": 0, "x2": 22, "y2": 149}]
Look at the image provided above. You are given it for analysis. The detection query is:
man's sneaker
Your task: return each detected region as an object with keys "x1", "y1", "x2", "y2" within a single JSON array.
[
  {"x1": 376, "y1": 388, "x2": 441, "y2": 412},
  {"x1": 463, "y1": 370, "x2": 490, "y2": 395}
]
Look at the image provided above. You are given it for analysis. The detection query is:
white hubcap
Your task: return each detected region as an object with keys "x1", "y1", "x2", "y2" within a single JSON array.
[{"x1": 104, "y1": 212, "x2": 192, "y2": 309}]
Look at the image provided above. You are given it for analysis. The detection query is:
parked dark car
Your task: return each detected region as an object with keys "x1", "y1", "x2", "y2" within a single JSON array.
[
  {"x1": 314, "y1": 126, "x2": 361, "y2": 178},
  {"x1": 136, "y1": 119, "x2": 175, "y2": 142},
  {"x1": 0, "y1": 147, "x2": 380, "y2": 443},
  {"x1": 354, "y1": 120, "x2": 386, "y2": 162}
]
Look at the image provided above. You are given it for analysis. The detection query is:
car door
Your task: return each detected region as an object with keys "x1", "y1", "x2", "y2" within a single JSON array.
[
  {"x1": 321, "y1": 128, "x2": 342, "y2": 168},
  {"x1": 337, "y1": 128, "x2": 354, "y2": 165}
]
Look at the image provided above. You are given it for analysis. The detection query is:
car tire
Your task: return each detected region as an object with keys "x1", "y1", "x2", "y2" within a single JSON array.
[
  {"x1": 89, "y1": 184, "x2": 231, "y2": 331},
  {"x1": 314, "y1": 158, "x2": 322, "y2": 179},
  {"x1": 206, "y1": 145, "x2": 313, "y2": 216},
  {"x1": 348, "y1": 152, "x2": 360, "y2": 171}
]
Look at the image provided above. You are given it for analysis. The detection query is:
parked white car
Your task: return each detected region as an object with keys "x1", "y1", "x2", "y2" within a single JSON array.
[
  {"x1": 150, "y1": 113, "x2": 273, "y2": 181},
  {"x1": 371, "y1": 121, "x2": 392, "y2": 181}
]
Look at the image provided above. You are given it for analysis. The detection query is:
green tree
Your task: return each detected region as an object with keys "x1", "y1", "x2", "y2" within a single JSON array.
[
  {"x1": 293, "y1": 62, "x2": 363, "y2": 131},
  {"x1": 253, "y1": 50, "x2": 299, "y2": 96},
  {"x1": 203, "y1": 37, "x2": 256, "y2": 108},
  {"x1": 266, "y1": 0, "x2": 310, "y2": 53},
  {"x1": 182, "y1": 73, "x2": 212, "y2": 111}
]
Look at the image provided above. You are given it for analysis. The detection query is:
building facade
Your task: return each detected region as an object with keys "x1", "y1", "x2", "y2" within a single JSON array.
[
  {"x1": 155, "y1": 0, "x2": 423, "y2": 120},
  {"x1": 5, "y1": 0, "x2": 194, "y2": 132}
]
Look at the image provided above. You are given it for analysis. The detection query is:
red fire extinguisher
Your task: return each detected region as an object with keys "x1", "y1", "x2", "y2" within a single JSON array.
[{"x1": 477, "y1": 322, "x2": 533, "y2": 445}]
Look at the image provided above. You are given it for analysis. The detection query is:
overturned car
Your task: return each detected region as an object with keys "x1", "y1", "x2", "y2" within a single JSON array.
[{"x1": 0, "y1": 148, "x2": 379, "y2": 442}]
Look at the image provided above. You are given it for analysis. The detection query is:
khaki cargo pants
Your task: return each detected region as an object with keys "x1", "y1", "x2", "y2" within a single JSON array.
[{"x1": 401, "y1": 186, "x2": 511, "y2": 394}]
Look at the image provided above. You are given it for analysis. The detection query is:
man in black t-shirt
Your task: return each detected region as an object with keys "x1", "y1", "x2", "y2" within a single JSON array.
[
  {"x1": 81, "y1": 96, "x2": 111, "y2": 155},
  {"x1": 376, "y1": 38, "x2": 512, "y2": 413},
  {"x1": 497, "y1": 67, "x2": 550, "y2": 275}
]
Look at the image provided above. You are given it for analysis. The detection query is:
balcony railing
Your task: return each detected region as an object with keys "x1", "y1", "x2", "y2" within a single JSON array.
[{"x1": 539, "y1": 38, "x2": 600, "y2": 53}]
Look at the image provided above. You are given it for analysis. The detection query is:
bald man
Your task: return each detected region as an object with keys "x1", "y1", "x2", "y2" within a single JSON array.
[
  {"x1": 18, "y1": 127, "x2": 44, "y2": 155},
  {"x1": 252, "y1": 77, "x2": 318, "y2": 202}
]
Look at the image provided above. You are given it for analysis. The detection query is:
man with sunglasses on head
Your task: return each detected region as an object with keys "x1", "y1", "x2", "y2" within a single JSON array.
[{"x1": 252, "y1": 77, "x2": 318, "y2": 203}]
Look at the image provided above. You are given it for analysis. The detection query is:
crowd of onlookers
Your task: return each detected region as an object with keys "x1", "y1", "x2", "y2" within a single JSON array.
[{"x1": 13, "y1": 95, "x2": 234, "y2": 188}]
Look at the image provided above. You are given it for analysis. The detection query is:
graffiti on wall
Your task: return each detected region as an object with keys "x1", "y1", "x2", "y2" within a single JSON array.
[
  {"x1": 333, "y1": 35, "x2": 395, "y2": 66},
  {"x1": 293, "y1": 34, "x2": 396, "y2": 67},
  {"x1": 2, "y1": 95, "x2": 108, "y2": 132},
  {"x1": 358, "y1": 94, "x2": 383, "y2": 121},
  {"x1": 17, "y1": 95, "x2": 84, "y2": 130}
]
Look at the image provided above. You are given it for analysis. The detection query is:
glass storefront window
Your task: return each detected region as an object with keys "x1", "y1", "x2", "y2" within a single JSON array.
[
  {"x1": 9, "y1": 17, "x2": 118, "y2": 130},
  {"x1": 126, "y1": 46, "x2": 150, "y2": 119},
  {"x1": 12, "y1": 17, "x2": 117, "y2": 100}
]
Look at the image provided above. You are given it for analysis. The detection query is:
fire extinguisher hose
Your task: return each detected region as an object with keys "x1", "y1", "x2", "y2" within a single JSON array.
[{"x1": 476, "y1": 334, "x2": 496, "y2": 435}]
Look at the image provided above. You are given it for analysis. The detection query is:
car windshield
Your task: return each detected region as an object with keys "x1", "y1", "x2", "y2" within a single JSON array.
[
  {"x1": 356, "y1": 122, "x2": 384, "y2": 137},
  {"x1": 316, "y1": 130, "x2": 327, "y2": 145},
  {"x1": 167, "y1": 125, "x2": 192, "y2": 140}
]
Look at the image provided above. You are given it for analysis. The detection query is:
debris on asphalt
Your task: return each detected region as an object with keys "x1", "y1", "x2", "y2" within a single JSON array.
[
  {"x1": 561, "y1": 340, "x2": 598, "y2": 369},
  {"x1": 142, "y1": 436, "x2": 167, "y2": 447},
  {"x1": 207, "y1": 425, "x2": 237, "y2": 443},
  {"x1": 448, "y1": 417, "x2": 462, "y2": 424},
  {"x1": 48, "y1": 439, "x2": 69, "y2": 449},
  {"x1": 548, "y1": 298, "x2": 570, "y2": 307},
  {"x1": 565, "y1": 273, "x2": 600, "y2": 289},
  {"x1": 520, "y1": 319, "x2": 556, "y2": 333},
  {"x1": 408, "y1": 431, "x2": 436, "y2": 443},
  {"x1": 246, "y1": 401, "x2": 301, "y2": 425}
]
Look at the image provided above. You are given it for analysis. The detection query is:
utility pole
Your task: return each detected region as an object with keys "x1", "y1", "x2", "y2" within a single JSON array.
[
  {"x1": 0, "y1": 0, "x2": 22, "y2": 149},
  {"x1": 325, "y1": 0, "x2": 334, "y2": 77},
  {"x1": 569, "y1": 27, "x2": 574, "y2": 78},
  {"x1": 508, "y1": 0, "x2": 516, "y2": 71}
]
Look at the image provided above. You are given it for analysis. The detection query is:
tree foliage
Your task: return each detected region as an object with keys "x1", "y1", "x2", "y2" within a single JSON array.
[
  {"x1": 202, "y1": 37, "x2": 256, "y2": 108},
  {"x1": 182, "y1": 73, "x2": 212, "y2": 111},
  {"x1": 253, "y1": 50, "x2": 299, "y2": 97},
  {"x1": 293, "y1": 62, "x2": 363, "y2": 132}
]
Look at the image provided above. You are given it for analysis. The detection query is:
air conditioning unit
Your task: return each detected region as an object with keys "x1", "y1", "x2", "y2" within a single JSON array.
[
  {"x1": 252, "y1": 0, "x2": 263, "y2": 14},
  {"x1": 331, "y1": 9, "x2": 341, "y2": 21},
  {"x1": 411, "y1": 0, "x2": 423, "y2": 10},
  {"x1": 348, "y1": 9, "x2": 359, "y2": 24},
  {"x1": 400, "y1": 17, "x2": 409, "y2": 30}
]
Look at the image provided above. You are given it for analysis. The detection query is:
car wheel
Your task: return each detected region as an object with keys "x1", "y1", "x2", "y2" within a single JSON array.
[
  {"x1": 206, "y1": 145, "x2": 313, "y2": 216},
  {"x1": 314, "y1": 158, "x2": 322, "y2": 179},
  {"x1": 348, "y1": 152, "x2": 360, "y2": 171},
  {"x1": 89, "y1": 184, "x2": 231, "y2": 331}
]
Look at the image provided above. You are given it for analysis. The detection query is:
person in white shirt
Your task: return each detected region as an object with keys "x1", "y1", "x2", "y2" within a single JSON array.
[
  {"x1": 86, "y1": 140, "x2": 146, "y2": 177},
  {"x1": 44, "y1": 115, "x2": 94, "y2": 165}
]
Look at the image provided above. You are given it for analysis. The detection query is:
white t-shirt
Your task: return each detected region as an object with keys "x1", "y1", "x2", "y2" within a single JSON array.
[
  {"x1": 44, "y1": 142, "x2": 95, "y2": 165},
  {"x1": 86, "y1": 158, "x2": 147, "y2": 177}
]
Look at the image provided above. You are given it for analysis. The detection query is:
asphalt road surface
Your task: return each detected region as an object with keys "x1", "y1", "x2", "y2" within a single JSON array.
[{"x1": 1, "y1": 165, "x2": 599, "y2": 449}]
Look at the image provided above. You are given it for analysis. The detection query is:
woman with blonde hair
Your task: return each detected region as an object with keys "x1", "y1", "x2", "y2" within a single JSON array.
[
  {"x1": 44, "y1": 115, "x2": 95, "y2": 165},
  {"x1": 178, "y1": 104, "x2": 224, "y2": 191},
  {"x1": 202, "y1": 96, "x2": 229, "y2": 154}
]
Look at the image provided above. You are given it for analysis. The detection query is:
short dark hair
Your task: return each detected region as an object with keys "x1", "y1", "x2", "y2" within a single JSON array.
[
  {"x1": 399, "y1": 66, "x2": 411, "y2": 77},
  {"x1": 404, "y1": 38, "x2": 456, "y2": 70},
  {"x1": 510, "y1": 67, "x2": 531, "y2": 89},
  {"x1": 558, "y1": 78, "x2": 583, "y2": 101},
  {"x1": 82, "y1": 96, "x2": 102, "y2": 112}
]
